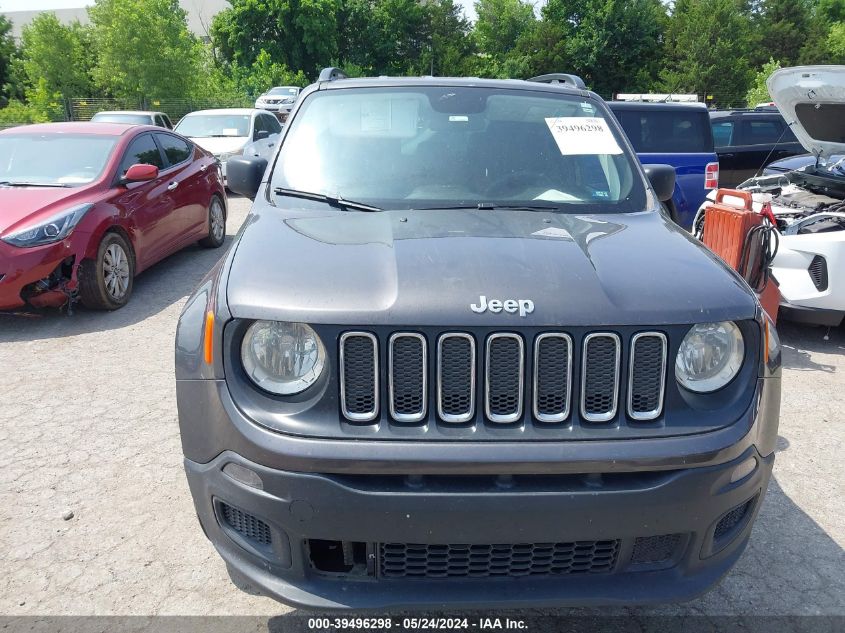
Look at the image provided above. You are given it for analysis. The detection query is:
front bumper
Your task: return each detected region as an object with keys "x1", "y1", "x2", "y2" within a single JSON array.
[
  {"x1": 0, "y1": 238, "x2": 77, "y2": 310},
  {"x1": 186, "y1": 448, "x2": 773, "y2": 609}
]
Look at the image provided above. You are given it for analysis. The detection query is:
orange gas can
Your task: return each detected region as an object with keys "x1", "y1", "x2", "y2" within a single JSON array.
[{"x1": 702, "y1": 189, "x2": 780, "y2": 322}]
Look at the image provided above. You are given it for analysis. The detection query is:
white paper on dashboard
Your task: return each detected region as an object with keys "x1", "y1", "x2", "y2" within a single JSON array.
[{"x1": 545, "y1": 117, "x2": 623, "y2": 155}]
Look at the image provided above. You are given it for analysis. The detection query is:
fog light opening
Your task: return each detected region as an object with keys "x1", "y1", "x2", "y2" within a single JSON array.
[
  {"x1": 222, "y1": 462, "x2": 264, "y2": 490},
  {"x1": 730, "y1": 457, "x2": 757, "y2": 483},
  {"x1": 308, "y1": 539, "x2": 369, "y2": 576}
]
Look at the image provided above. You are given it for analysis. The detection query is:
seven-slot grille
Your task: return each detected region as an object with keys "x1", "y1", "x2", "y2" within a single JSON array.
[{"x1": 339, "y1": 331, "x2": 668, "y2": 425}]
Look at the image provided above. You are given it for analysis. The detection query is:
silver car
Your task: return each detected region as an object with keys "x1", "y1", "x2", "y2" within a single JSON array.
[{"x1": 255, "y1": 86, "x2": 301, "y2": 117}]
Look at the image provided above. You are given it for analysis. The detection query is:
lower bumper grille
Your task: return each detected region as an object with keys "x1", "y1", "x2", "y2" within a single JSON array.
[{"x1": 379, "y1": 540, "x2": 619, "y2": 579}]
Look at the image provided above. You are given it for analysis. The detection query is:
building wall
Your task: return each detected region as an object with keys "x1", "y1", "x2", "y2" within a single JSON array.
[{"x1": 4, "y1": 0, "x2": 230, "y2": 40}]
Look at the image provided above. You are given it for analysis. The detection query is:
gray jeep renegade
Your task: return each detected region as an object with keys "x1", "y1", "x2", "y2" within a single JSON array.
[{"x1": 175, "y1": 68, "x2": 782, "y2": 609}]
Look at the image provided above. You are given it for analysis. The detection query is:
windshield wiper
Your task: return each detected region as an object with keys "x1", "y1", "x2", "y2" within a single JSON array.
[
  {"x1": 414, "y1": 202, "x2": 563, "y2": 211},
  {"x1": 0, "y1": 181, "x2": 71, "y2": 188},
  {"x1": 273, "y1": 187, "x2": 382, "y2": 212}
]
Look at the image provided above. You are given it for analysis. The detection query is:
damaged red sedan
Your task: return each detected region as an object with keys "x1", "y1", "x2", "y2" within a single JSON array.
[{"x1": 0, "y1": 122, "x2": 226, "y2": 312}]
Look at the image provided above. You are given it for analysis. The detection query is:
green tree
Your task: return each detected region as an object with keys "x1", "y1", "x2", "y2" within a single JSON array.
[
  {"x1": 745, "y1": 58, "x2": 781, "y2": 106},
  {"x1": 756, "y1": 0, "x2": 826, "y2": 66},
  {"x1": 522, "y1": 0, "x2": 666, "y2": 96},
  {"x1": 88, "y1": 0, "x2": 200, "y2": 101},
  {"x1": 660, "y1": 0, "x2": 754, "y2": 107},
  {"x1": 819, "y1": 0, "x2": 845, "y2": 22},
  {"x1": 829, "y1": 21, "x2": 845, "y2": 62},
  {"x1": 474, "y1": 0, "x2": 535, "y2": 76},
  {"x1": 211, "y1": 0, "x2": 340, "y2": 78},
  {"x1": 0, "y1": 14, "x2": 16, "y2": 101},
  {"x1": 19, "y1": 14, "x2": 94, "y2": 99}
]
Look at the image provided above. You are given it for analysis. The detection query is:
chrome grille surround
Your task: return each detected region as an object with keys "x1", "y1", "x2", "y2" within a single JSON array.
[
  {"x1": 533, "y1": 333, "x2": 573, "y2": 423},
  {"x1": 580, "y1": 333, "x2": 621, "y2": 423},
  {"x1": 388, "y1": 332, "x2": 428, "y2": 423},
  {"x1": 628, "y1": 332, "x2": 667, "y2": 421},
  {"x1": 339, "y1": 331, "x2": 379, "y2": 422},
  {"x1": 437, "y1": 333, "x2": 476, "y2": 423},
  {"x1": 484, "y1": 333, "x2": 525, "y2": 423}
]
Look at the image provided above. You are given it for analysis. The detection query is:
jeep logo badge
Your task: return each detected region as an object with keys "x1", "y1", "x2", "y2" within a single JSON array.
[{"x1": 470, "y1": 296, "x2": 535, "y2": 317}]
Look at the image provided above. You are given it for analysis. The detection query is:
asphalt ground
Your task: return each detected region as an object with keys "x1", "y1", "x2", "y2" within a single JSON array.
[{"x1": 1, "y1": 195, "x2": 842, "y2": 631}]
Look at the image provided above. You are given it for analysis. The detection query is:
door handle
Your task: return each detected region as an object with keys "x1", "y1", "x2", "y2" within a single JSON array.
[{"x1": 167, "y1": 181, "x2": 179, "y2": 191}]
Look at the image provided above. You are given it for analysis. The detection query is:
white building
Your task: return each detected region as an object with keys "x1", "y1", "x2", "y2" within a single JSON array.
[{"x1": 3, "y1": 0, "x2": 229, "y2": 41}]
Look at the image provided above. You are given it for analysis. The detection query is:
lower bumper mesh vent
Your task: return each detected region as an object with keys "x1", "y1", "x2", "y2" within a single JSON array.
[
  {"x1": 220, "y1": 503, "x2": 272, "y2": 546},
  {"x1": 808, "y1": 255, "x2": 829, "y2": 292},
  {"x1": 714, "y1": 498, "x2": 754, "y2": 541},
  {"x1": 631, "y1": 533, "x2": 682, "y2": 564},
  {"x1": 379, "y1": 540, "x2": 619, "y2": 579}
]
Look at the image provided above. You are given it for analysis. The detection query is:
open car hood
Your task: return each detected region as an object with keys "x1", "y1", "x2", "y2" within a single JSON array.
[{"x1": 768, "y1": 65, "x2": 845, "y2": 159}]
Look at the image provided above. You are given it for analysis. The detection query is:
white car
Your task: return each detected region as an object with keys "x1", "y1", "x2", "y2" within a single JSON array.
[
  {"x1": 255, "y1": 86, "x2": 301, "y2": 116},
  {"x1": 174, "y1": 109, "x2": 282, "y2": 181},
  {"x1": 697, "y1": 66, "x2": 845, "y2": 326}
]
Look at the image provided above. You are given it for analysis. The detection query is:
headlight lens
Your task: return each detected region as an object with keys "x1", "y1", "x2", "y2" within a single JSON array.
[
  {"x1": 241, "y1": 321, "x2": 326, "y2": 395},
  {"x1": 675, "y1": 321, "x2": 745, "y2": 393},
  {"x1": 1, "y1": 203, "x2": 93, "y2": 247}
]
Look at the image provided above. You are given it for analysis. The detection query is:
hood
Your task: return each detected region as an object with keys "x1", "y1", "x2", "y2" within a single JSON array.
[
  {"x1": 0, "y1": 186, "x2": 95, "y2": 235},
  {"x1": 225, "y1": 207, "x2": 758, "y2": 327},
  {"x1": 187, "y1": 136, "x2": 247, "y2": 156},
  {"x1": 768, "y1": 65, "x2": 845, "y2": 158}
]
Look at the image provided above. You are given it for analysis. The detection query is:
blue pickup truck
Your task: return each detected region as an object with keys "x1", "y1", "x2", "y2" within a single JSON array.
[{"x1": 608, "y1": 101, "x2": 718, "y2": 230}]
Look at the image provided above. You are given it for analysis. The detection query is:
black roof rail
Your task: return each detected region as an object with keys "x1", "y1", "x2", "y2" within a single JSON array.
[
  {"x1": 527, "y1": 73, "x2": 587, "y2": 90},
  {"x1": 318, "y1": 67, "x2": 348, "y2": 82}
]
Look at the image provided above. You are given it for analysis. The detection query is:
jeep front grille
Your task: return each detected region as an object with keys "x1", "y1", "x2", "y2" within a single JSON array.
[
  {"x1": 485, "y1": 333, "x2": 524, "y2": 423},
  {"x1": 339, "y1": 332, "x2": 379, "y2": 422},
  {"x1": 437, "y1": 333, "x2": 476, "y2": 423},
  {"x1": 389, "y1": 333, "x2": 427, "y2": 422},
  {"x1": 627, "y1": 333, "x2": 667, "y2": 420},
  {"x1": 339, "y1": 330, "x2": 668, "y2": 427},
  {"x1": 580, "y1": 333, "x2": 620, "y2": 422}
]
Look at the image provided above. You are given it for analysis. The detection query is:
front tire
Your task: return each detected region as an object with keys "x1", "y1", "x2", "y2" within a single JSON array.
[
  {"x1": 199, "y1": 195, "x2": 226, "y2": 248},
  {"x1": 78, "y1": 232, "x2": 135, "y2": 310}
]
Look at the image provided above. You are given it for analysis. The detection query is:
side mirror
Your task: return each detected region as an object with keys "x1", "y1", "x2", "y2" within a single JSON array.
[
  {"x1": 254, "y1": 129, "x2": 270, "y2": 141},
  {"x1": 123, "y1": 163, "x2": 158, "y2": 183},
  {"x1": 643, "y1": 164, "x2": 676, "y2": 202},
  {"x1": 227, "y1": 156, "x2": 267, "y2": 199}
]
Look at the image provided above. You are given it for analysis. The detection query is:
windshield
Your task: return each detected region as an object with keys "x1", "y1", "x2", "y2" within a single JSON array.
[
  {"x1": 91, "y1": 113, "x2": 151, "y2": 125},
  {"x1": 175, "y1": 114, "x2": 250, "y2": 138},
  {"x1": 0, "y1": 133, "x2": 117, "y2": 186},
  {"x1": 269, "y1": 87, "x2": 299, "y2": 96},
  {"x1": 271, "y1": 87, "x2": 646, "y2": 211}
]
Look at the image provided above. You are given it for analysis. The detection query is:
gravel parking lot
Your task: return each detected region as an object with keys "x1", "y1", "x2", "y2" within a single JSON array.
[{"x1": 1, "y1": 195, "x2": 843, "y2": 624}]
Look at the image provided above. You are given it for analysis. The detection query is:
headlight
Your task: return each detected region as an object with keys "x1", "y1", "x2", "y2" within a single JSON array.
[
  {"x1": 241, "y1": 321, "x2": 326, "y2": 395},
  {"x1": 1, "y1": 203, "x2": 93, "y2": 247},
  {"x1": 675, "y1": 321, "x2": 745, "y2": 393}
]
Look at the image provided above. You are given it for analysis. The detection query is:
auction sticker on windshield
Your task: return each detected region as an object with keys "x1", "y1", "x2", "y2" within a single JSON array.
[{"x1": 545, "y1": 117, "x2": 622, "y2": 155}]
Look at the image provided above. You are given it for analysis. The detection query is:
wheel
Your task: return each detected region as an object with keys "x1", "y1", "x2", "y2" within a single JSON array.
[
  {"x1": 199, "y1": 195, "x2": 226, "y2": 248},
  {"x1": 78, "y1": 232, "x2": 135, "y2": 310}
]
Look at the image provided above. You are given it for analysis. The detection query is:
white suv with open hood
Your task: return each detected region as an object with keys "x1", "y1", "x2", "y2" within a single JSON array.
[{"x1": 698, "y1": 66, "x2": 845, "y2": 326}]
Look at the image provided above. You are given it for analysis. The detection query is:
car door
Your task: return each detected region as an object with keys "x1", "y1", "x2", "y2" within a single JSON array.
[
  {"x1": 154, "y1": 132, "x2": 209, "y2": 241},
  {"x1": 110, "y1": 132, "x2": 174, "y2": 270},
  {"x1": 712, "y1": 118, "x2": 740, "y2": 185}
]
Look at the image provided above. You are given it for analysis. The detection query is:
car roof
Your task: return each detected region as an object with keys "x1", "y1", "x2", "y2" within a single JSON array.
[
  {"x1": 0, "y1": 121, "x2": 144, "y2": 136},
  {"x1": 315, "y1": 76, "x2": 590, "y2": 96},
  {"x1": 709, "y1": 109, "x2": 784, "y2": 119},
  {"x1": 182, "y1": 108, "x2": 258, "y2": 116},
  {"x1": 607, "y1": 101, "x2": 709, "y2": 112},
  {"x1": 94, "y1": 110, "x2": 164, "y2": 116}
]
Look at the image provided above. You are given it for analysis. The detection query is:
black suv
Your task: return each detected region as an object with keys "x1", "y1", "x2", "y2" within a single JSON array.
[
  {"x1": 175, "y1": 69, "x2": 781, "y2": 609},
  {"x1": 710, "y1": 107, "x2": 805, "y2": 186}
]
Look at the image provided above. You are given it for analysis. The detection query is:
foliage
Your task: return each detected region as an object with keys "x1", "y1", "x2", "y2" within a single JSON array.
[
  {"x1": 755, "y1": 0, "x2": 827, "y2": 67},
  {"x1": 19, "y1": 14, "x2": 94, "y2": 99},
  {"x1": 660, "y1": 0, "x2": 755, "y2": 108},
  {"x1": 473, "y1": 0, "x2": 535, "y2": 77},
  {"x1": 88, "y1": 0, "x2": 200, "y2": 100},
  {"x1": 0, "y1": 14, "x2": 16, "y2": 102},
  {"x1": 829, "y1": 21, "x2": 845, "y2": 62},
  {"x1": 745, "y1": 58, "x2": 781, "y2": 107}
]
